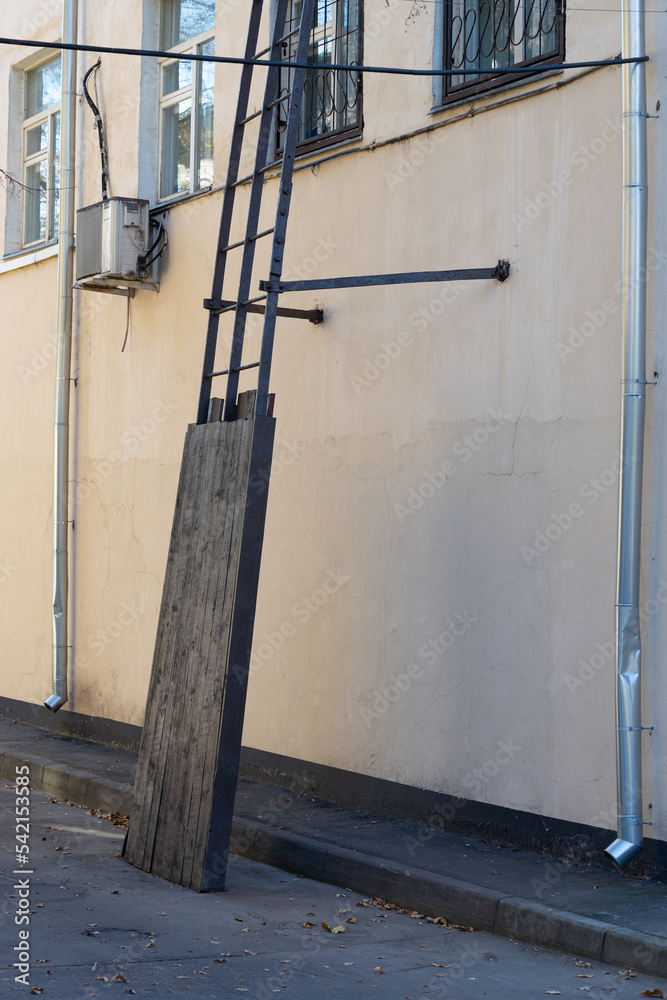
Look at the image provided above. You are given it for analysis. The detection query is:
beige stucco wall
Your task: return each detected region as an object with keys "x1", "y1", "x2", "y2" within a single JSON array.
[{"x1": 1, "y1": 1, "x2": 666, "y2": 844}]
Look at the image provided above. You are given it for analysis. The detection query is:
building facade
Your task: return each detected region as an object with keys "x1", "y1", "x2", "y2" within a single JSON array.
[{"x1": 1, "y1": 0, "x2": 666, "y2": 875}]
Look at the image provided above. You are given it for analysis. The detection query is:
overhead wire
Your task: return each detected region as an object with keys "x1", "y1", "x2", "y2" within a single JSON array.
[{"x1": 0, "y1": 35, "x2": 649, "y2": 77}]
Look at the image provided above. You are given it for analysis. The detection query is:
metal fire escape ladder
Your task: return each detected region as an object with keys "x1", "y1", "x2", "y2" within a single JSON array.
[{"x1": 197, "y1": 0, "x2": 319, "y2": 426}]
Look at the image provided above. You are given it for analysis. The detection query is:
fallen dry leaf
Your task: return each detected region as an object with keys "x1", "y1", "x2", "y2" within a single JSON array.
[
  {"x1": 355, "y1": 901, "x2": 368, "y2": 908},
  {"x1": 331, "y1": 925, "x2": 345, "y2": 934},
  {"x1": 576, "y1": 975, "x2": 593, "y2": 978},
  {"x1": 432, "y1": 964, "x2": 452, "y2": 968},
  {"x1": 347, "y1": 917, "x2": 357, "y2": 924},
  {"x1": 453, "y1": 924, "x2": 474, "y2": 932},
  {"x1": 322, "y1": 921, "x2": 331, "y2": 932},
  {"x1": 303, "y1": 921, "x2": 313, "y2": 928},
  {"x1": 545, "y1": 993, "x2": 561, "y2": 996},
  {"x1": 124, "y1": 992, "x2": 137, "y2": 995},
  {"x1": 29, "y1": 991, "x2": 43, "y2": 996},
  {"x1": 110, "y1": 973, "x2": 128, "y2": 982},
  {"x1": 234, "y1": 917, "x2": 245, "y2": 922},
  {"x1": 214, "y1": 959, "x2": 226, "y2": 963},
  {"x1": 640, "y1": 992, "x2": 665, "y2": 998},
  {"x1": 344, "y1": 962, "x2": 354, "y2": 966},
  {"x1": 375, "y1": 966, "x2": 383, "y2": 974},
  {"x1": 93, "y1": 977, "x2": 108, "y2": 982},
  {"x1": 243, "y1": 949, "x2": 258, "y2": 956},
  {"x1": 575, "y1": 961, "x2": 591, "y2": 968},
  {"x1": 618, "y1": 970, "x2": 635, "y2": 979}
]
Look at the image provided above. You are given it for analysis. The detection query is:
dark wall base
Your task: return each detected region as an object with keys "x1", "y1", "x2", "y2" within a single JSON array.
[
  {"x1": 0, "y1": 695, "x2": 142, "y2": 751},
  {"x1": 238, "y1": 746, "x2": 667, "y2": 884},
  {"x1": 2, "y1": 696, "x2": 664, "y2": 882}
]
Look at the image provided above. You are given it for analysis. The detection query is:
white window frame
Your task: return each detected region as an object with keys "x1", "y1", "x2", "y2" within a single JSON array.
[
  {"x1": 22, "y1": 55, "x2": 61, "y2": 249},
  {"x1": 158, "y1": 26, "x2": 215, "y2": 200}
]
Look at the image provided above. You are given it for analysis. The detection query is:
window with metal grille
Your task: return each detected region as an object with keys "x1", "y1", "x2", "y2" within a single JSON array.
[
  {"x1": 277, "y1": 0, "x2": 362, "y2": 154},
  {"x1": 23, "y1": 56, "x2": 61, "y2": 247},
  {"x1": 442, "y1": 0, "x2": 564, "y2": 103}
]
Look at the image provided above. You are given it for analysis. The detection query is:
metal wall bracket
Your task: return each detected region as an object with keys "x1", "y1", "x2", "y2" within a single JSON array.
[
  {"x1": 259, "y1": 260, "x2": 511, "y2": 294},
  {"x1": 203, "y1": 297, "x2": 323, "y2": 324},
  {"x1": 73, "y1": 284, "x2": 141, "y2": 297}
]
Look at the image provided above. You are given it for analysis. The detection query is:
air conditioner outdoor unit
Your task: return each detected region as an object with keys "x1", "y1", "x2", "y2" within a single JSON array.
[{"x1": 75, "y1": 197, "x2": 160, "y2": 289}]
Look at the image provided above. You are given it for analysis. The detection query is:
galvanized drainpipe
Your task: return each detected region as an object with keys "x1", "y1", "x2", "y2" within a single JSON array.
[
  {"x1": 45, "y1": 0, "x2": 79, "y2": 712},
  {"x1": 604, "y1": 0, "x2": 649, "y2": 866}
]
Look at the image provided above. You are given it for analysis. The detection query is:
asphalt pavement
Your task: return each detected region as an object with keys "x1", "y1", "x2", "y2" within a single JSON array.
[{"x1": 1, "y1": 785, "x2": 667, "y2": 999}]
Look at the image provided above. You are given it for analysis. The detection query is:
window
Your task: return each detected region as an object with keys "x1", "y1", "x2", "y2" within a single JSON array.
[
  {"x1": 278, "y1": 0, "x2": 362, "y2": 154},
  {"x1": 159, "y1": 0, "x2": 215, "y2": 199},
  {"x1": 442, "y1": 0, "x2": 564, "y2": 103},
  {"x1": 23, "y1": 56, "x2": 61, "y2": 246}
]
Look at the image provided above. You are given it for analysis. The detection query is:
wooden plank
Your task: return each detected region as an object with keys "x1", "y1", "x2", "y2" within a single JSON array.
[
  {"x1": 149, "y1": 420, "x2": 223, "y2": 879},
  {"x1": 178, "y1": 415, "x2": 249, "y2": 888},
  {"x1": 165, "y1": 417, "x2": 246, "y2": 887},
  {"x1": 125, "y1": 423, "x2": 201, "y2": 869},
  {"x1": 200, "y1": 409, "x2": 275, "y2": 890},
  {"x1": 140, "y1": 423, "x2": 214, "y2": 873},
  {"x1": 126, "y1": 394, "x2": 275, "y2": 890}
]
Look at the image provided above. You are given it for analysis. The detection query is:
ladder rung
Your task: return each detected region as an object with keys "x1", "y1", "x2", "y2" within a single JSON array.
[
  {"x1": 237, "y1": 90, "x2": 289, "y2": 128},
  {"x1": 238, "y1": 108, "x2": 262, "y2": 126},
  {"x1": 214, "y1": 294, "x2": 268, "y2": 316},
  {"x1": 219, "y1": 227, "x2": 275, "y2": 255},
  {"x1": 255, "y1": 25, "x2": 301, "y2": 59},
  {"x1": 230, "y1": 159, "x2": 281, "y2": 187},
  {"x1": 265, "y1": 91, "x2": 291, "y2": 111},
  {"x1": 206, "y1": 361, "x2": 260, "y2": 379}
]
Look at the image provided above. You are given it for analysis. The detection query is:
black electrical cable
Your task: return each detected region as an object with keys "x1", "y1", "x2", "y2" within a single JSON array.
[
  {"x1": 82, "y1": 60, "x2": 110, "y2": 201},
  {"x1": 0, "y1": 35, "x2": 650, "y2": 77},
  {"x1": 138, "y1": 223, "x2": 168, "y2": 272}
]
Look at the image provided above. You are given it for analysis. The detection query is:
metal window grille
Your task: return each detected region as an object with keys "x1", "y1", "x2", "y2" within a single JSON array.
[
  {"x1": 444, "y1": 0, "x2": 564, "y2": 101},
  {"x1": 277, "y1": 0, "x2": 362, "y2": 154}
]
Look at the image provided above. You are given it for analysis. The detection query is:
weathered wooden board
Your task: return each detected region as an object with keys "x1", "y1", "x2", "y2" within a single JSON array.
[{"x1": 125, "y1": 393, "x2": 275, "y2": 891}]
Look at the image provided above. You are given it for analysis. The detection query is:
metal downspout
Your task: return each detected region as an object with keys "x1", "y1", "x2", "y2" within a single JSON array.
[
  {"x1": 604, "y1": 0, "x2": 648, "y2": 866},
  {"x1": 46, "y1": 0, "x2": 79, "y2": 713}
]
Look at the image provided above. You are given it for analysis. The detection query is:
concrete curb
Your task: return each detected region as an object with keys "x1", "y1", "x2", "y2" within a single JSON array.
[
  {"x1": 7, "y1": 749, "x2": 666, "y2": 977},
  {"x1": 231, "y1": 820, "x2": 667, "y2": 977},
  {"x1": 0, "y1": 749, "x2": 134, "y2": 816}
]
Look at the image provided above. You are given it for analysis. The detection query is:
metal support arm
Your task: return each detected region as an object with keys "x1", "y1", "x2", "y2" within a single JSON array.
[{"x1": 259, "y1": 260, "x2": 510, "y2": 293}]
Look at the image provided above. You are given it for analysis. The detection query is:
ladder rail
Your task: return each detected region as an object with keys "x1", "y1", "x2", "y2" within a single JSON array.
[
  {"x1": 256, "y1": 0, "x2": 319, "y2": 417},
  {"x1": 222, "y1": 0, "x2": 292, "y2": 420},
  {"x1": 196, "y1": 0, "x2": 265, "y2": 425}
]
